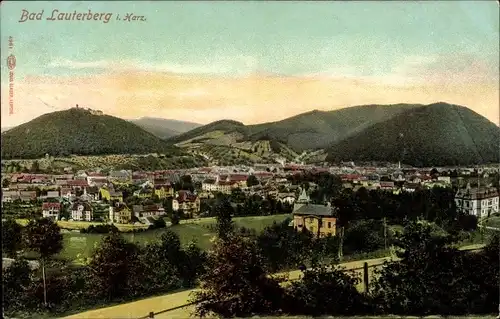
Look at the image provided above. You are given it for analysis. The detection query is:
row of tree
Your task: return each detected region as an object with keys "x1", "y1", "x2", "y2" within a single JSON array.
[
  {"x1": 193, "y1": 214, "x2": 499, "y2": 317},
  {"x1": 2, "y1": 218, "x2": 207, "y2": 316}
]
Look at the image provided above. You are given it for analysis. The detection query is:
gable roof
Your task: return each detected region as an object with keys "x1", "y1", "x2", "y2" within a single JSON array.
[{"x1": 293, "y1": 203, "x2": 333, "y2": 216}]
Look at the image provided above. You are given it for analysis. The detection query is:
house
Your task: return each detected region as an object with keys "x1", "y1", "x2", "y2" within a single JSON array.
[
  {"x1": 277, "y1": 193, "x2": 296, "y2": 205},
  {"x1": 71, "y1": 202, "x2": 93, "y2": 221},
  {"x1": 201, "y1": 179, "x2": 237, "y2": 194},
  {"x1": 228, "y1": 174, "x2": 249, "y2": 188},
  {"x1": 87, "y1": 177, "x2": 108, "y2": 188},
  {"x1": 154, "y1": 185, "x2": 174, "y2": 199},
  {"x1": 132, "y1": 204, "x2": 165, "y2": 218},
  {"x1": 19, "y1": 191, "x2": 37, "y2": 202},
  {"x1": 99, "y1": 186, "x2": 123, "y2": 202},
  {"x1": 455, "y1": 184, "x2": 499, "y2": 218},
  {"x1": 379, "y1": 181, "x2": 395, "y2": 191},
  {"x1": 403, "y1": 183, "x2": 420, "y2": 193},
  {"x1": 60, "y1": 187, "x2": 76, "y2": 200},
  {"x1": 109, "y1": 170, "x2": 132, "y2": 184},
  {"x1": 2, "y1": 190, "x2": 20, "y2": 202},
  {"x1": 292, "y1": 188, "x2": 336, "y2": 238},
  {"x1": 134, "y1": 188, "x2": 153, "y2": 199},
  {"x1": 42, "y1": 202, "x2": 61, "y2": 220},
  {"x1": 109, "y1": 203, "x2": 132, "y2": 224},
  {"x1": 173, "y1": 190, "x2": 200, "y2": 216}
]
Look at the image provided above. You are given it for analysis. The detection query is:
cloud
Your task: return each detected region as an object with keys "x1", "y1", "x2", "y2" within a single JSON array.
[
  {"x1": 47, "y1": 55, "x2": 260, "y2": 76},
  {"x1": 390, "y1": 53, "x2": 499, "y2": 85}
]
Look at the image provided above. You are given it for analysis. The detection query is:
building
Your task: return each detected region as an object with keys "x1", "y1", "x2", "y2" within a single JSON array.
[
  {"x1": 292, "y1": 188, "x2": 337, "y2": 238},
  {"x1": 132, "y1": 204, "x2": 165, "y2": 218},
  {"x1": 455, "y1": 184, "x2": 499, "y2": 218},
  {"x1": 172, "y1": 190, "x2": 200, "y2": 216},
  {"x1": 42, "y1": 202, "x2": 61, "y2": 220},
  {"x1": 201, "y1": 179, "x2": 237, "y2": 194},
  {"x1": 19, "y1": 191, "x2": 37, "y2": 202},
  {"x1": 109, "y1": 203, "x2": 132, "y2": 224},
  {"x1": 100, "y1": 186, "x2": 123, "y2": 202},
  {"x1": 277, "y1": 192, "x2": 296, "y2": 205},
  {"x1": 154, "y1": 185, "x2": 174, "y2": 199},
  {"x1": 71, "y1": 202, "x2": 93, "y2": 221}
]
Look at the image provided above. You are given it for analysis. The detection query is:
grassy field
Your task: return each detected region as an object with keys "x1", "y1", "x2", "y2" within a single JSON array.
[{"x1": 55, "y1": 214, "x2": 291, "y2": 261}]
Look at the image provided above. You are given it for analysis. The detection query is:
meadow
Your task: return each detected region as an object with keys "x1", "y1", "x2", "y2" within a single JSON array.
[{"x1": 57, "y1": 214, "x2": 292, "y2": 261}]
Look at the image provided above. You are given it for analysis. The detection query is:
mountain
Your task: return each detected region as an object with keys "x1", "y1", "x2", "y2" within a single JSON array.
[
  {"x1": 326, "y1": 102, "x2": 500, "y2": 167},
  {"x1": 166, "y1": 104, "x2": 423, "y2": 165},
  {"x1": 1, "y1": 127, "x2": 12, "y2": 133},
  {"x1": 130, "y1": 117, "x2": 202, "y2": 139},
  {"x1": 168, "y1": 102, "x2": 499, "y2": 167},
  {"x1": 1, "y1": 108, "x2": 184, "y2": 159}
]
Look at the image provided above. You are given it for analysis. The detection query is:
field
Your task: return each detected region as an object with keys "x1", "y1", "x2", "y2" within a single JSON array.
[{"x1": 56, "y1": 214, "x2": 291, "y2": 261}]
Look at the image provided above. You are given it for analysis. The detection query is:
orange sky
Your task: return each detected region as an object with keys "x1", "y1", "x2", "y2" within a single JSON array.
[{"x1": 1, "y1": 70, "x2": 498, "y2": 127}]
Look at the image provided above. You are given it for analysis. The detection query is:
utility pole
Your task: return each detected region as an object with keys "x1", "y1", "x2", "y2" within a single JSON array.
[
  {"x1": 338, "y1": 226, "x2": 344, "y2": 262},
  {"x1": 384, "y1": 217, "x2": 387, "y2": 251}
]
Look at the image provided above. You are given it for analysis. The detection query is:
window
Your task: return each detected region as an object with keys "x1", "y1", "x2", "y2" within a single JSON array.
[{"x1": 328, "y1": 222, "x2": 332, "y2": 228}]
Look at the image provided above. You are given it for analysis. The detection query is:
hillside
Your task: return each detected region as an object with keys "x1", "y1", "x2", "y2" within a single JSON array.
[
  {"x1": 130, "y1": 117, "x2": 202, "y2": 139},
  {"x1": 326, "y1": 102, "x2": 500, "y2": 167},
  {"x1": 168, "y1": 104, "x2": 420, "y2": 151},
  {"x1": 1, "y1": 108, "x2": 185, "y2": 159},
  {"x1": 166, "y1": 104, "x2": 422, "y2": 164},
  {"x1": 245, "y1": 104, "x2": 421, "y2": 150}
]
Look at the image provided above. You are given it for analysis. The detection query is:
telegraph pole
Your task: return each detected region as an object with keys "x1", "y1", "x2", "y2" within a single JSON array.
[
  {"x1": 384, "y1": 217, "x2": 387, "y2": 251},
  {"x1": 338, "y1": 226, "x2": 344, "y2": 262}
]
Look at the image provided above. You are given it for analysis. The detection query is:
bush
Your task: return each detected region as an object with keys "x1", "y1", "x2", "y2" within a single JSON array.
[{"x1": 81, "y1": 224, "x2": 119, "y2": 234}]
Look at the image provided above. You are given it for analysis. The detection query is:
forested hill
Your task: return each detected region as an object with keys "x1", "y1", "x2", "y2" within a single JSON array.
[
  {"x1": 326, "y1": 102, "x2": 500, "y2": 167},
  {"x1": 1, "y1": 108, "x2": 184, "y2": 159}
]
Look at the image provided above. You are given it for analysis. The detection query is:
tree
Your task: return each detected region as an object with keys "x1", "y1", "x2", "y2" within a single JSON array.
[
  {"x1": 191, "y1": 235, "x2": 286, "y2": 318},
  {"x1": 2, "y1": 177, "x2": 10, "y2": 188},
  {"x1": 214, "y1": 198, "x2": 234, "y2": 241},
  {"x1": 2, "y1": 258, "x2": 33, "y2": 313},
  {"x1": 371, "y1": 221, "x2": 465, "y2": 315},
  {"x1": 139, "y1": 242, "x2": 182, "y2": 294},
  {"x1": 257, "y1": 219, "x2": 314, "y2": 272},
  {"x1": 24, "y1": 218, "x2": 63, "y2": 307},
  {"x1": 285, "y1": 265, "x2": 369, "y2": 316},
  {"x1": 88, "y1": 233, "x2": 142, "y2": 300},
  {"x1": 181, "y1": 240, "x2": 208, "y2": 287},
  {"x1": 246, "y1": 175, "x2": 260, "y2": 187},
  {"x1": 31, "y1": 160, "x2": 40, "y2": 173},
  {"x1": 343, "y1": 219, "x2": 388, "y2": 254},
  {"x1": 2, "y1": 219, "x2": 24, "y2": 258}
]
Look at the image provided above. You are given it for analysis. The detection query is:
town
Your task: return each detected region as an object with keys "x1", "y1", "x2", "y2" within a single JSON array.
[{"x1": 2, "y1": 163, "x2": 498, "y2": 227}]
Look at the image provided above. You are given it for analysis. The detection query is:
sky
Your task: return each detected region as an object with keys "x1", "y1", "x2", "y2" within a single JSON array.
[{"x1": 1, "y1": 1, "x2": 499, "y2": 127}]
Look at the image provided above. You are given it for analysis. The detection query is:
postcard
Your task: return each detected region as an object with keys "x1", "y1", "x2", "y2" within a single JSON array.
[{"x1": 1, "y1": 1, "x2": 499, "y2": 319}]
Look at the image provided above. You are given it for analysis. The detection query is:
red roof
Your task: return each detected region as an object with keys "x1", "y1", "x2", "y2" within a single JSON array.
[
  {"x1": 229, "y1": 174, "x2": 248, "y2": 182},
  {"x1": 218, "y1": 181, "x2": 237, "y2": 186},
  {"x1": 380, "y1": 182, "x2": 395, "y2": 187},
  {"x1": 341, "y1": 174, "x2": 362, "y2": 181},
  {"x1": 42, "y1": 202, "x2": 61, "y2": 210},
  {"x1": 177, "y1": 191, "x2": 198, "y2": 203}
]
